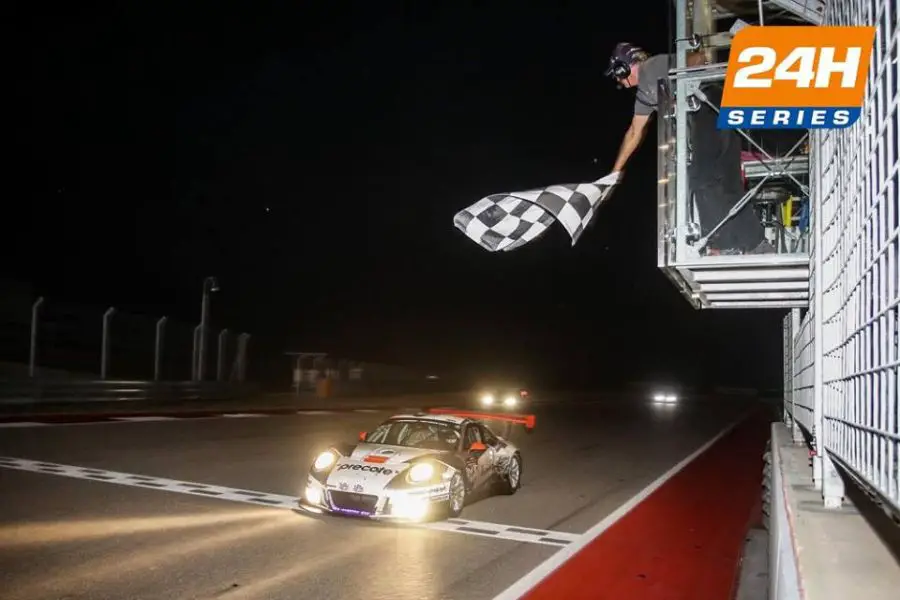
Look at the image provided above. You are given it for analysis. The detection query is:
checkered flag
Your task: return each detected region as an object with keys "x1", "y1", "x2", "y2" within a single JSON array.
[{"x1": 454, "y1": 180, "x2": 617, "y2": 252}]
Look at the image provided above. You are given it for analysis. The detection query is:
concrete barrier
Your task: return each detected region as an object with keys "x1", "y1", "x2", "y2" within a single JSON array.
[
  {"x1": 767, "y1": 422, "x2": 900, "y2": 599},
  {"x1": 0, "y1": 389, "x2": 474, "y2": 419}
]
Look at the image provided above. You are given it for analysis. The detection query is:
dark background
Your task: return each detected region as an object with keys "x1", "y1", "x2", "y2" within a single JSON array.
[{"x1": 5, "y1": 1, "x2": 785, "y2": 389}]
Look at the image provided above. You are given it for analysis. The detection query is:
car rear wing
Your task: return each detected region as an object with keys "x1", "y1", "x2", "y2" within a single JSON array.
[{"x1": 427, "y1": 408, "x2": 536, "y2": 431}]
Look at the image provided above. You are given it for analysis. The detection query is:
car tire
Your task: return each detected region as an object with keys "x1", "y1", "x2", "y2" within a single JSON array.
[
  {"x1": 497, "y1": 453, "x2": 522, "y2": 495},
  {"x1": 445, "y1": 471, "x2": 467, "y2": 518}
]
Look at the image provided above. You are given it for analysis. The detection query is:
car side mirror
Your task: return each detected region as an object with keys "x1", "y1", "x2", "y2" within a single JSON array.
[
  {"x1": 469, "y1": 441, "x2": 487, "y2": 453},
  {"x1": 359, "y1": 431, "x2": 367, "y2": 441}
]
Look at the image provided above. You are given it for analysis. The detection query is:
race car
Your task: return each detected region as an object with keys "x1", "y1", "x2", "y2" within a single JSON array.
[
  {"x1": 476, "y1": 387, "x2": 530, "y2": 411},
  {"x1": 651, "y1": 390, "x2": 679, "y2": 403},
  {"x1": 298, "y1": 409, "x2": 534, "y2": 522}
]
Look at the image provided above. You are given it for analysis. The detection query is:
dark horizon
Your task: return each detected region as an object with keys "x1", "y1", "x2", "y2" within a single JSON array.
[{"x1": 6, "y1": 3, "x2": 786, "y2": 390}]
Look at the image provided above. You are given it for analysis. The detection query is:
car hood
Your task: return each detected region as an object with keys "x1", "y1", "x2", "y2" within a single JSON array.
[
  {"x1": 324, "y1": 443, "x2": 444, "y2": 494},
  {"x1": 346, "y1": 443, "x2": 440, "y2": 463}
]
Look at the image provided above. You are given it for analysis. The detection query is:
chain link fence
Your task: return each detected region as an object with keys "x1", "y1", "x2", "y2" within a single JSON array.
[{"x1": 784, "y1": 0, "x2": 899, "y2": 517}]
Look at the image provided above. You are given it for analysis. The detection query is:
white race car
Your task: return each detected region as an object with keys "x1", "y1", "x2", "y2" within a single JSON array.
[{"x1": 298, "y1": 409, "x2": 535, "y2": 521}]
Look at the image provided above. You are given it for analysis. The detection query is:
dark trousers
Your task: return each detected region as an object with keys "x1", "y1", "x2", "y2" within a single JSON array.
[{"x1": 687, "y1": 84, "x2": 764, "y2": 251}]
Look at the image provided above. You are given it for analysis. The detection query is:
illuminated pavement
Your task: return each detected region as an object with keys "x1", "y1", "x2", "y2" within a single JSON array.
[{"x1": 0, "y1": 396, "x2": 756, "y2": 600}]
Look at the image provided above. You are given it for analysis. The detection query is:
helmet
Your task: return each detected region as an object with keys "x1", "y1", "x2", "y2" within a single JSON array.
[{"x1": 604, "y1": 42, "x2": 649, "y2": 80}]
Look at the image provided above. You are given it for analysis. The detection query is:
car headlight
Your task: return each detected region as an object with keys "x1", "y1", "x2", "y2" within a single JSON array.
[
  {"x1": 305, "y1": 485, "x2": 323, "y2": 505},
  {"x1": 313, "y1": 451, "x2": 336, "y2": 470},
  {"x1": 407, "y1": 462, "x2": 435, "y2": 483},
  {"x1": 503, "y1": 396, "x2": 516, "y2": 407},
  {"x1": 481, "y1": 394, "x2": 494, "y2": 406}
]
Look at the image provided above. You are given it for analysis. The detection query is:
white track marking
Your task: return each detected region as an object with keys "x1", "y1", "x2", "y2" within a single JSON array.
[
  {"x1": 0, "y1": 456, "x2": 298, "y2": 509},
  {"x1": 0, "y1": 422, "x2": 49, "y2": 428},
  {"x1": 112, "y1": 416, "x2": 180, "y2": 422},
  {"x1": 0, "y1": 456, "x2": 577, "y2": 547},
  {"x1": 221, "y1": 413, "x2": 269, "y2": 418},
  {"x1": 491, "y1": 412, "x2": 752, "y2": 599},
  {"x1": 429, "y1": 519, "x2": 580, "y2": 545}
]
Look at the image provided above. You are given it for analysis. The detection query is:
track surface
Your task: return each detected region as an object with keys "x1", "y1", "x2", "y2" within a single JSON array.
[{"x1": 0, "y1": 397, "x2": 754, "y2": 600}]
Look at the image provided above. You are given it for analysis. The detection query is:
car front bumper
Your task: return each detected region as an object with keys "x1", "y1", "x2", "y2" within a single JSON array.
[{"x1": 298, "y1": 476, "x2": 452, "y2": 521}]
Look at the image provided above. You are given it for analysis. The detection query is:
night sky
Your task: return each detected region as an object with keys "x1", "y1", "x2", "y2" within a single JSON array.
[{"x1": 8, "y1": 2, "x2": 785, "y2": 388}]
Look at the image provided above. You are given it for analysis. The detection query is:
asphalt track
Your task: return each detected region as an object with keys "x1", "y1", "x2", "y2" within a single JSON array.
[{"x1": 0, "y1": 396, "x2": 764, "y2": 600}]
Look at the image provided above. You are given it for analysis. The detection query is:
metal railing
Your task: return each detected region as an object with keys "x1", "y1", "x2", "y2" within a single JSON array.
[
  {"x1": 0, "y1": 292, "x2": 250, "y2": 383},
  {"x1": 790, "y1": 310, "x2": 816, "y2": 437},
  {"x1": 0, "y1": 380, "x2": 259, "y2": 405},
  {"x1": 784, "y1": 0, "x2": 899, "y2": 518}
]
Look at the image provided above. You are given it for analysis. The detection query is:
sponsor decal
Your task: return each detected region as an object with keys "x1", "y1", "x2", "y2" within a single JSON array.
[
  {"x1": 333, "y1": 507, "x2": 372, "y2": 517},
  {"x1": 397, "y1": 485, "x2": 449, "y2": 503},
  {"x1": 406, "y1": 484, "x2": 448, "y2": 497},
  {"x1": 465, "y1": 457, "x2": 491, "y2": 482},
  {"x1": 337, "y1": 463, "x2": 396, "y2": 476}
]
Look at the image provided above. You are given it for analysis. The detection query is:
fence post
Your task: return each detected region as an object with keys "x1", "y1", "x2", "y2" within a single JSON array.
[
  {"x1": 154, "y1": 316, "x2": 167, "y2": 381},
  {"x1": 790, "y1": 307, "x2": 802, "y2": 443},
  {"x1": 236, "y1": 333, "x2": 250, "y2": 382},
  {"x1": 811, "y1": 127, "x2": 843, "y2": 508},
  {"x1": 29, "y1": 297, "x2": 44, "y2": 378},
  {"x1": 217, "y1": 329, "x2": 229, "y2": 382},
  {"x1": 782, "y1": 313, "x2": 792, "y2": 426},
  {"x1": 101, "y1": 307, "x2": 115, "y2": 379},
  {"x1": 192, "y1": 325, "x2": 201, "y2": 381}
]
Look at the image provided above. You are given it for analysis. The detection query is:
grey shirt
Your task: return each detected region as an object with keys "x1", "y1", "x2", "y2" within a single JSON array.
[{"x1": 634, "y1": 54, "x2": 671, "y2": 116}]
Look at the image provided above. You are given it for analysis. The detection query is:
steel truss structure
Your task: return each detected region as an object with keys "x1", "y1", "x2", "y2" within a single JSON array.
[{"x1": 665, "y1": 0, "x2": 898, "y2": 517}]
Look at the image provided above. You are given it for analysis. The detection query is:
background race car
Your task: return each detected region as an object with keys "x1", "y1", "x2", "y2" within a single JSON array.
[
  {"x1": 299, "y1": 409, "x2": 534, "y2": 522},
  {"x1": 475, "y1": 386, "x2": 531, "y2": 411}
]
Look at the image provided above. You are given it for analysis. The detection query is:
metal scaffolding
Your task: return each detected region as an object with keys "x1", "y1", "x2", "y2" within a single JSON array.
[{"x1": 660, "y1": 0, "x2": 816, "y2": 308}]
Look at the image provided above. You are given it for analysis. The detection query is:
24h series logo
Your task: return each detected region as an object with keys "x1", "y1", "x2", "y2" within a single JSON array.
[{"x1": 718, "y1": 26, "x2": 876, "y2": 129}]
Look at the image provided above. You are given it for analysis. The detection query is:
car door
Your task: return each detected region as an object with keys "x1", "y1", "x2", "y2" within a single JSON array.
[{"x1": 463, "y1": 424, "x2": 494, "y2": 488}]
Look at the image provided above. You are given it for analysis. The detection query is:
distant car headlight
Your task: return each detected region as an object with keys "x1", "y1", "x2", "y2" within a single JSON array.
[
  {"x1": 503, "y1": 396, "x2": 517, "y2": 407},
  {"x1": 408, "y1": 462, "x2": 435, "y2": 483},
  {"x1": 481, "y1": 394, "x2": 495, "y2": 406},
  {"x1": 313, "y1": 451, "x2": 336, "y2": 470}
]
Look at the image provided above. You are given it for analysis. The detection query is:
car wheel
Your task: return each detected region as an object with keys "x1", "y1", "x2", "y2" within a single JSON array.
[
  {"x1": 498, "y1": 453, "x2": 522, "y2": 495},
  {"x1": 447, "y1": 471, "x2": 467, "y2": 517}
]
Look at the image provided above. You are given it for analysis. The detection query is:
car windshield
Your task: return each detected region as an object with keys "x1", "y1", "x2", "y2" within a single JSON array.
[{"x1": 365, "y1": 420, "x2": 461, "y2": 451}]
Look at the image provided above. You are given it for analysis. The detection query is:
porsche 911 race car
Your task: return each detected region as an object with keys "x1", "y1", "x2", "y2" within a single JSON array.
[
  {"x1": 298, "y1": 409, "x2": 535, "y2": 522},
  {"x1": 476, "y1": 387, "x2": 530, "y2": 411}
]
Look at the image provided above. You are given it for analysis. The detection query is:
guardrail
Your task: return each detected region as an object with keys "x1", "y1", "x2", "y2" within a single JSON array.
[{"x1": 0, "y1": 380, "x2": 260, "y2": 405}]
